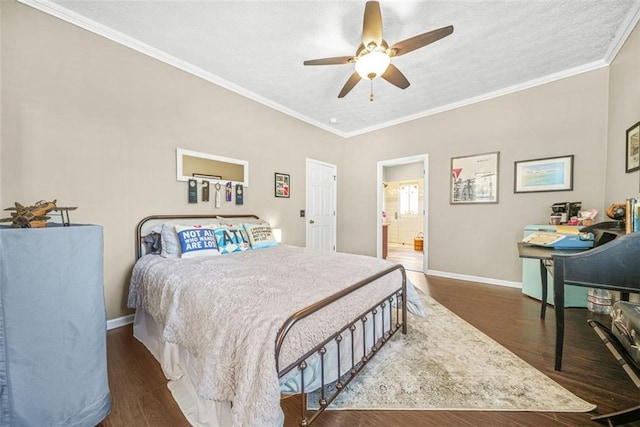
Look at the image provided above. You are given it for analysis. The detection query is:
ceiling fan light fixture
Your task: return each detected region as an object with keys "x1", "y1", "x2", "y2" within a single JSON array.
[
  {"x1": 303, "y1": 1, "x2": 453, "y2": 98},
  {"x1": 355, "y1": 51, "x2": 390, "y2": 80}
]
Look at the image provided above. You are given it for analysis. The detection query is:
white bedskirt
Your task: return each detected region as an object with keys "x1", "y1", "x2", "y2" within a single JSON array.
[
  {"x1": 133, "y1": 306, "x2": 391, "y2": 427},
  {"x1": 134, "y1": 308, "x2": 235, "y2": 427}
]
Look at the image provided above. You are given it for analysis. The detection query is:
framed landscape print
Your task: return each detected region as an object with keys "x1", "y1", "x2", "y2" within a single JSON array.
[
  {"x1": 450, "y1": 151, "x2": 499, "y2": 204},
  {"x1": 514, "y1": 155, "x2": 573, "y2": 193},
  {"x1": 626, "y1": 121, "x2": 640, "y2": 173}
]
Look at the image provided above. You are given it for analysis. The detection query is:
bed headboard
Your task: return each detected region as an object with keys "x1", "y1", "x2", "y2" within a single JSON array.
[{"x1": 135, "y1": 214, "x2": 260, "y2": 259}]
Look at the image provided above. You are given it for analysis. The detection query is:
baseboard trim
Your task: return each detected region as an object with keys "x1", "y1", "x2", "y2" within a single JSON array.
[
  {"x1": 427, "y1": 270, "x2": 522, "y2": 289},
  {"x1": 107, "y1": 314, "x2": 134, "y2": 330}
]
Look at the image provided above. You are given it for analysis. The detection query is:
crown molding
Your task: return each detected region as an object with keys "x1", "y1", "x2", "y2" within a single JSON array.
[
  {"x1": 343, "y1": 60, "x2": 609, "y2": 138},
  {"x1": 604, "y1": 2, "x2": 640, "y2": 64},
  {"x1": 17, "y1": 0, "x2": 350, "y2": 138},
  {"x1": 17, "y1": 0, "x2": 634, "y2": 140}
]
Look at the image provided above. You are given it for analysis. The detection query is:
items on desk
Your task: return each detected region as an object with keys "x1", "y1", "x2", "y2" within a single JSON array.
[
  {"x1": 607, "y1": 203, "x2": 626, "y2": 221},
  {"x1": 550, "y1": 201, "x2": 582, "y2": 224},
  {"x1": 522, "y1": 226, "x2": 594, "y2": 249},
  {"x1": 565, "y1": 217, "x2": 580, "y2": 226},
  {"x1": 624, "y1": 197, "x2": 640, "y2": 234},
  {"x1": 605, "y1": 199, "x2": 640, "y2": 234},
  {"x1": 578, "y1": 209, "x2": 598, "y2": 226}
]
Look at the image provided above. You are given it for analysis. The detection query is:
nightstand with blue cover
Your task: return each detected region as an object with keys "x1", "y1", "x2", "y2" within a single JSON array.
[{"x1": 0, "y1": 224, "x2": 111, "y2": 426}]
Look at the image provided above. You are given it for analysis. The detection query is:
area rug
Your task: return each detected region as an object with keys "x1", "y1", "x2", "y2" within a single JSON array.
[{"x1": 309, "y1": 292, "x2": 596, "y2": 412}]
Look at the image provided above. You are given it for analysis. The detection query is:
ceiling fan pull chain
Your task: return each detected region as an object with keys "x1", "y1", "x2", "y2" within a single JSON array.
[{"x1": 370, "y1": 79, "x2": 374, "y2": 102}]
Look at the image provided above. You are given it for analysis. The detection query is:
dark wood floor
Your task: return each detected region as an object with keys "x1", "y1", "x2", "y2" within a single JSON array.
[{"x1": 100, "y1": 274, "x2": 640, "y2": 426}]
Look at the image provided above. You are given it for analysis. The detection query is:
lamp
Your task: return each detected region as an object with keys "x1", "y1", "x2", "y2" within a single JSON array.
[
  {"x1": 272, "y1": 228, "x2": 282, "y2": 243},
  {"x1": 355, "y1": 51, "x2": 391, "y2": 80}
]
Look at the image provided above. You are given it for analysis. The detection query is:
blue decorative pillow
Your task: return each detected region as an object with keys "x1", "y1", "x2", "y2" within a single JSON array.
[
  {"x1": 243, "y1": 222, "x2": 278, "y2": 249},
  {"x1": 214, "y1": 226, "x2": 251, "y2": 254},
  {"x1": 175, "y1": 224, "x2": 220, "y2": 258}
]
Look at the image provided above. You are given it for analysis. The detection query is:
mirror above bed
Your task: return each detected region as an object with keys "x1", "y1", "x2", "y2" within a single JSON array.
[{"x1": 176, "y1": 148, "x2": 249, "y2": 186}]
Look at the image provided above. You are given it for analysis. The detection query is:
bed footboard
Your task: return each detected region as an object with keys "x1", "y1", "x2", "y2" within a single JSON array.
[{"x1": 275, "y1": 264, "x2": 407, "y2": 426}]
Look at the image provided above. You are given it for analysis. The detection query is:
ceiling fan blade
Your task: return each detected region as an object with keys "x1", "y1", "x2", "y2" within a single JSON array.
[
  {"x1": 338, "y1": 72, "x2": 362, "y2": 98},
  {"x1": 303, "y1": 56, "x2": 354, "y2": 66},
  {"x1": 390, "y1": 25, "x2": 454, "y2": 57},
  {"x1": 362, "y1": 1, "x2": 383, "y2": 47},
  {"x1": 382, "y1": 64, "x2": 410, "y2": 89}
]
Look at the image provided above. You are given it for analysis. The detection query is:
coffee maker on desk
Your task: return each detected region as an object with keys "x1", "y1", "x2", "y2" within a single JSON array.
[{"x1": 550, "y1": 202, "x2": 581, "y2": 224}]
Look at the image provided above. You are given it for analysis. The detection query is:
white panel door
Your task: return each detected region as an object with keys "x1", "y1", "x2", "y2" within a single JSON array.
[{"x1": 306, "y1": 159, "x2": 337, "y2": 251}]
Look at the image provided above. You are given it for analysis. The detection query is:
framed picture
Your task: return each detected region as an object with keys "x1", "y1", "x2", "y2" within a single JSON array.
[
  {"x1": 450, "y1": 151, "x2": 499, "y2": 204},
  {"x1": 626, "y1": 121, "x2": 640, "y2": 173},
  {"x1": 514, "y1": 155, "x2": 574, "y2": 193},
  {"x1": 274, "y1": 172, "x2": 290, "y2": 198}
]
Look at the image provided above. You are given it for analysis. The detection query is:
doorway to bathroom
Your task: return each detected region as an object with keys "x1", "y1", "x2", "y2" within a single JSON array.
[{"x1": 376, "y1": 155, "x2": 428, "y2": 273}]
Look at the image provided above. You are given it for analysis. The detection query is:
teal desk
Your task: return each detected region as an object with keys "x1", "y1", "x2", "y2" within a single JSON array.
[{"x1": 517, "y1": 242, "x2": 586, "y2": 319}]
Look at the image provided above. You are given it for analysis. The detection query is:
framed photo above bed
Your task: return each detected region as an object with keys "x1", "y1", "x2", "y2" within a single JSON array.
[
  {"x1": 514, "y1": 155, "x2": 574, "y2": 193},
  {"x1": 450, "y1": 151, "x2": 499, "y2": 204},
  {"x1": 626, "y1": 121, "x2": 640, "y2": 173},
  {"x1": 275, "y1": 172, "x2": 290, "y2": 198}
]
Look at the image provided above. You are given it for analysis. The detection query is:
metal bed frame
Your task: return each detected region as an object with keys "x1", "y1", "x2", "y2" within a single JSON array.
[
  {"x1": 135, "y1": 214, "x2": 408, "y2": 426},
  {"x1": 276, "y1": 264, "x2": 407, "y2": 426}
]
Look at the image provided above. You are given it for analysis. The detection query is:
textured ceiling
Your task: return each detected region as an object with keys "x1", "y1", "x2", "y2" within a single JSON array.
[{"x1": 19, "y1": 0, "x2": 640, "y2": 137}]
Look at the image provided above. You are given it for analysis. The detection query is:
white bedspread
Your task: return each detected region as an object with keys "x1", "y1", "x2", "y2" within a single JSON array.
[{"x1": 128, "y1": 245, "x2": 424, "y2": 426}]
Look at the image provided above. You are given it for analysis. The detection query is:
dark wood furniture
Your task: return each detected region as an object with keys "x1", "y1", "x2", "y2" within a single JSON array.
[
  {"x1": 382, "y1": 223, "x2": 389, "y2": 259},
  {"x1": 517, "y1": 224, "x2": 640, "y2": 372},
  {"x1": 517, "y1": 242, "x2": 585, "y2": 319},
  {"x1": 553, "y1": 231, "x2": 640, "y2": 371}
]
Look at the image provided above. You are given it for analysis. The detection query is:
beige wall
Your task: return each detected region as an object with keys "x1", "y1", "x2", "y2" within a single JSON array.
[
  {"x1": 606, "y1": 21, "x2": 640, "y2": 205},
  {"x1": 1, "y1": 2, "x2": 344, "y2": 320},
  {"x1": 1, "y1": 1, "x2": 638, "y2": 320},
  {"x1": 340, "y1": 69, "x2": 610, "y2": 282},
  {"x1": 384, "y1": 162, "x2": 423, "y2": 182}
]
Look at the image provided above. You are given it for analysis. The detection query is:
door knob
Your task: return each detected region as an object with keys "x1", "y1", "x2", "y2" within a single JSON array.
[{"x1": 309, "y1": 220, "x2": 315, "y2": 224}]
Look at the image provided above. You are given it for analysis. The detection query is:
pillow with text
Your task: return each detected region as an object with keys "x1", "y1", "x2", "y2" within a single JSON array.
[
  {"x1": 214, "y1": 226, "x2": 252, "y2": 254},
  {"x1": 175, "y1": 224, "x2": 221, "y2": 258},
  {"x1": 243, "y1": 222, "x2": 278, "y2": 249}
]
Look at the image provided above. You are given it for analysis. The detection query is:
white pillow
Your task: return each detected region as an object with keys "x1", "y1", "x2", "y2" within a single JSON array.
[
  {"x1": 243, "y1": 222, "x2": 278, "y2": 249},
  {"x1": 160, "y1": 223, "x2": 181, "y2": 258}
]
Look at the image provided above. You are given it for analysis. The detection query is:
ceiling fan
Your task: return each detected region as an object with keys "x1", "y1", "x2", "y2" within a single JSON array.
[{"x1": 304, "y1": 1, "x2": 453, "y2": 100}]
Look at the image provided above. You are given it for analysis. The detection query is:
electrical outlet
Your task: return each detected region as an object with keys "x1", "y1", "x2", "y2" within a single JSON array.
[{"x1": 300, "y1": 210, "x2": 305, "y2": 218}]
